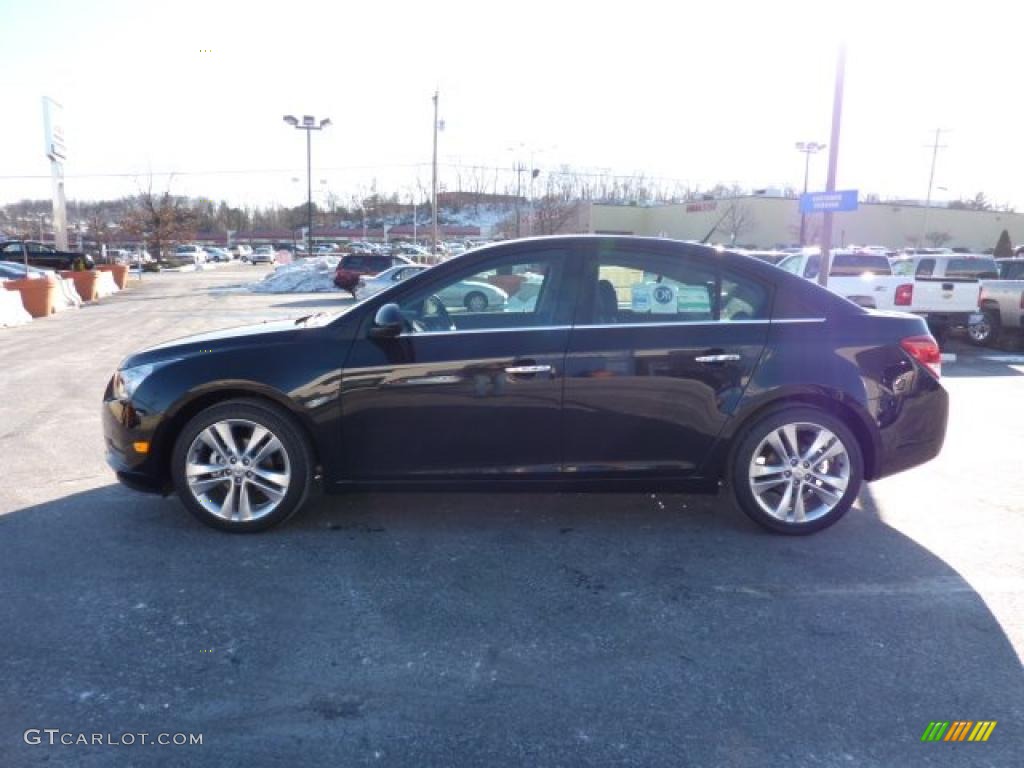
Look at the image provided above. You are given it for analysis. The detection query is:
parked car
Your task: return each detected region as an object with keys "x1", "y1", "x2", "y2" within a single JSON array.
[
  {"x1": 333, "y1": 253, "x2": 413, "y2": 291},
  {"x1": 776, "y1": 250, "x2": 902, "y2": 309},
  {"x1": 231, "y1": 244, "x2": 254, "y2": 261},
  {"x1": 0, "y1": 262, "x2": 55, "y2": 280},
  {"x1": 0, "y1": 240, "x2": 94, "y2": 270},
  {"x1": 969, "y1": 258, "x2": 1024, "y2": 346},
  {"x1": 204, "y1": 247, "x2": 231, "y2": 263},
  {"x1": 173, "y1": 244, "x2": 208, "y2": 264},
  {"x1": 889, "y1": 253, "x2": 991, "y2": 341},
  {"x1": 102, "y1": 236, "x2": 947, "y2": 535},
  {"x1": 250, "y1": 246, "x2": 276, "y2": 265},
  {"x1": 356, "y1": 264, "x2": 509, "y2": 311}
]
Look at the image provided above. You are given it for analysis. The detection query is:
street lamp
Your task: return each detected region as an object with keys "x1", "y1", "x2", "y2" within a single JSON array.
[
  {"x1": 795, "y1": 141, "x2": 825, "y2": 246},
  {"x1": 283, "y1": 114, "x2": 331, "y2": 255}
]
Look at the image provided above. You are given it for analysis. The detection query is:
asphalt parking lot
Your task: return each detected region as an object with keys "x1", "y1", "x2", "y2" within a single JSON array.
[{"x1": 1, "y1": 264, "x2": 1021, "y2": 767}]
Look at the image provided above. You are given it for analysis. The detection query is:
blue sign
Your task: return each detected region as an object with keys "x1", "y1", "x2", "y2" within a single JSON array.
[{"x1": 799, "y1": 190, "x2": 858, "y2": 214}]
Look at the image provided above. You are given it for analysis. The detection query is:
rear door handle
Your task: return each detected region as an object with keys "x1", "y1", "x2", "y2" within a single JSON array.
[
  {"x1": 505, "y1": 364, "x2": 553, "y2": 375},
  {"x1": 695, "y1": 354, "x2": 741, "y2": 364}
]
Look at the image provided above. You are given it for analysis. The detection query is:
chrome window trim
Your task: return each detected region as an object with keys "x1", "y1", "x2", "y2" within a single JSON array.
[{"x1": 401, "y1": 318, "x2": 827, "y2": 336}]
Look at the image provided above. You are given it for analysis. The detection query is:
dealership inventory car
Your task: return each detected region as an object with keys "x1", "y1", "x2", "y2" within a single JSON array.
[
  {"x1": 249, "y1": 246, "x2": 275, "y2": 264},
  {"x1": 103, "y1": 236, "x2": 948, "y2": 535},
  {"x1": 334, "y1": 253, "x2": 413, "y2": 291},
  {"x1": 0, "y1": 239, "x2": 94, "y2": 270},
  {"x1": 355, "y1": 264, "x2": 508, "y2": 310}
]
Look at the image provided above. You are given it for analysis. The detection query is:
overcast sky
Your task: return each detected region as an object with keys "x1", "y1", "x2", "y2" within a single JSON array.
[{"x1": 1, "y1": 0, "x2": 1020, "y2": 210}]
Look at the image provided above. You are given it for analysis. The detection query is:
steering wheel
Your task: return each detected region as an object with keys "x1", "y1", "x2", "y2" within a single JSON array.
[{"x1": 411, "y1": 294, "x2": 455, "y2": 333}]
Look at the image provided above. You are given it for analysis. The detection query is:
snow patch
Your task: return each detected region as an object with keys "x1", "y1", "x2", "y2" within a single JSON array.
[
  {"x1": 0, "y1": 285, "x2": 32, "y2": 327},
  {"x1": 248, "y1": 257, "x2": 343, "y2": 294}
]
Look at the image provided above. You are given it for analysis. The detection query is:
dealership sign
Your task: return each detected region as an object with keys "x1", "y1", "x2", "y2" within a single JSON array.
[
  {"x1": 800, "y1": 190, "x2": 858, "y2": 213},
  {"x1": 42, "y1": 97, "x2": 67, "y2": 162}
]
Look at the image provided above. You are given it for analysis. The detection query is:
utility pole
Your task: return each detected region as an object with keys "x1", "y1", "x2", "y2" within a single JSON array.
[
  {"x1": 818, "y1": 44, "x2": 846, "y2": 288},
  {"x1": 431, "y1": 89, "x2": 439, "y2": 256},
  {"x1": 514, "y1": 162, "x2": 523, "y2": 238},
  {"x1": 919, "y1": 128, "x2": 949, "y2": 249},
  {"x1": 411, "y1": 192, "x2": 417, "y2": 244}
]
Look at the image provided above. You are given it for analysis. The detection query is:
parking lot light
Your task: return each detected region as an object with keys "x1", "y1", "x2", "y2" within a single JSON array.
[{"x1": 282, "y1": 114, "x2": 331, "y2": 256}]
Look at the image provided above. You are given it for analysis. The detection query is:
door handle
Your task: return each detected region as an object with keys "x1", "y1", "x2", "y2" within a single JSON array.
[
  {"x1": 504, "y1": 364, "x2": 553, "y2": 375},
  {"x1": 694, "y1": 354, "x2": 741, "y2": 364}
]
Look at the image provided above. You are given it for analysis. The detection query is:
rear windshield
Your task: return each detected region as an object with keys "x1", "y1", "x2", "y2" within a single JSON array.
[
  {"x1": 946, "y1": 258, "x2": 998, "y2": 279},
  {"x1": 829, "y1": 253, "x2": 892, "y2": 276}
]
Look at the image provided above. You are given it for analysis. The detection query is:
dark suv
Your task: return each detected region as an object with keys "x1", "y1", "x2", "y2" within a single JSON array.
[
  {"x1": 334, "y1": 254, "x2": 412, "y2": 291},
  {"x1": 0, "y1": 240, "x2": 94, "y2": 270}
]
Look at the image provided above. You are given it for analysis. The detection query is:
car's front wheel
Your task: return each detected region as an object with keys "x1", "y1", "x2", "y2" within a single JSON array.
[
  {"x1": 171, "y1": 399, "x2": 312, "y2": 532},
  {"x1": 731, "y1": 407, "x2": 863, "y2": 534}
]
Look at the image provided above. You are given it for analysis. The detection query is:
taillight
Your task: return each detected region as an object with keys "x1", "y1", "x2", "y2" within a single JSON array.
[
  {"x1": 901, "y1": 335, "x2": 941, "y2": 378},
  {"x1": 894, "y1": 283, "x2": 913, "y2": 306}
]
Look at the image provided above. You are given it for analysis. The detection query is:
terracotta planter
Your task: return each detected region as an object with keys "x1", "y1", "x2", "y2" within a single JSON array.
[
  {"x1": 59, "y1": 270, "x2": 101, "y2": 301},
  {"x1": 3, "y1": 277, "x2": 59, "y2": 318},
  {"x1": 98, "y1": 263, "x2": 130, "y2": 289}
]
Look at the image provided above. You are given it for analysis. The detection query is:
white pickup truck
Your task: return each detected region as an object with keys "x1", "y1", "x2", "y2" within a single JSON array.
[
  {"x1": 775, "y1": 250, "x2": 903, "y2": 310},
  {"x1": 970, "y1": 257, "x2": 1024, "y2": 346},
  {"x1": 889, "y1": 253, "x2": 988, "y2": 342}
]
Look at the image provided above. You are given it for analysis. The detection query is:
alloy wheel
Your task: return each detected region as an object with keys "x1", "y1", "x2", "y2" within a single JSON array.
[
  {"x1": 185, "y1": 418, "x2": 291, "y2": 522},
  {"x1": 748, "y1": 422, "x2": 851, "y2": 524}
]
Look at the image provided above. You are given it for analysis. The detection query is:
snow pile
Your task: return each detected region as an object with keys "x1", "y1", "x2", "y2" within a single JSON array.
[
  {"x1": 53, "y1": 277, "x2": 83, "y2": 312},
  {"x1": 94, "y1": 270, "x2": 120, "y2": 299},
  {"x1": 0, "y1": 285, "x2": 32, "y2": 327},
  {"x1": 249, "y1": 257, "x2": 342, "y2": 294}
]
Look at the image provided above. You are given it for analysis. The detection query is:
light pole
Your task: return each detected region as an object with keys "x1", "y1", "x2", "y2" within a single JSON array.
[
  {"x1": 283, "y1": 114, "x2": 331, "y2": 255},
  {"x1": 795, "y1": 141, "x2": 825, "y2": 246}
]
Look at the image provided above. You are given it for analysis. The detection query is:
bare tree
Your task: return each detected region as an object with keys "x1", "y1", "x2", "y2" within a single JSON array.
[
  {"x1": 713, "y1": 202, "x2": 756, "y2": 245},
  {"x1": 120, "y1": 178, "x2": 196, "y2": 259},
  {"x1": 926, "y1": 231, "x2": 952, "y2": 247}
]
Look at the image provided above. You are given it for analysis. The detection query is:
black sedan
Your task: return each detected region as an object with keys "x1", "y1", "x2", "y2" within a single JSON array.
[{"x1": 102, "y1": 236, "x2": 948, "y2": 535}]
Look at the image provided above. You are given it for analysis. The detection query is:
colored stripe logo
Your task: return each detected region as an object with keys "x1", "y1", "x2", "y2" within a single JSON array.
[{"x1": 921, "y1": 721, "x2": 996, "y2": 742}]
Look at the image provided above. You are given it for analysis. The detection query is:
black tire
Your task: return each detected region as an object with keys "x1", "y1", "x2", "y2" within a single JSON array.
[
  {"x1": 928, "y1": 322, "x2": 949, "y2": 347},
  {"x1": 171, "y1": 398, "x2": 312, "y2": 532},
  {"x1": 464, "y1": 291, "x2": 488, "y2": 312},
  {"x1": 731, "y1": 406, "x2": 864, "y2": 535},
  {"x1": 967, "y1": 310, "x2": 1000, "y2": 347}
]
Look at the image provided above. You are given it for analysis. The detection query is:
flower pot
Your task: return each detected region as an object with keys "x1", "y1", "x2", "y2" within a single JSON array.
[
  {"x1": 59, "y1": 269, "x2": 101, "y2": 301},
  {"x1": 3, "y1": 276, "x2": 59, "y2": 318},
  {"x1": 98, "y1": 263, "x2": 130, "y2": 289}
]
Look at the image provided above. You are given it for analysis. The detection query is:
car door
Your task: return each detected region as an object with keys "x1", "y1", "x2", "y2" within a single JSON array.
[
  {"x1": 562, "y1": 239, "x2": 770, "y2": 477},
  {"x1": 27, "y1": 243, "x2": 58, "y2": 269},
  {"x1": 338, "y1": 242, "x2": 581, "y2": 480}
]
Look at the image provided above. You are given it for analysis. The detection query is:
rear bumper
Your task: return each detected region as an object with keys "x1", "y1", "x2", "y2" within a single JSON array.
[
  {"x1": 914, "y1": 311, "x2": 977, "y2": 328},
  {"x1": 870, "y1": 373, "x2": 949, "y2": 481}
]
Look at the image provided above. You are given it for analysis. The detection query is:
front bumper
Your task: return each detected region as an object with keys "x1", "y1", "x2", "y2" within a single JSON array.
[{"x1": 102, "y1": 393, "x2": 169, "y2": 495}]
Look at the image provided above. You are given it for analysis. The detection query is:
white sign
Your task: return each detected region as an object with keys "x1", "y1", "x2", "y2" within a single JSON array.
[{"x1": 42, "y1": 97, "x2": 67, "y2": 161}]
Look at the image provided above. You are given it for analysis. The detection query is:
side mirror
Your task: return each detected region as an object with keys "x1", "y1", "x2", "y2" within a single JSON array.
[{"x1": 369, "y1": 303, "x2": 404, "y2": 338}]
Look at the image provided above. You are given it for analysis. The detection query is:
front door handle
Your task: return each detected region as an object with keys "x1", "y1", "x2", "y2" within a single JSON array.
[
  {"x1": 694, "y1": 354, "x2": 741, "y2": 364},
  {"x1": 505, "y1": 364, "x2": 553, "y2": 375}
]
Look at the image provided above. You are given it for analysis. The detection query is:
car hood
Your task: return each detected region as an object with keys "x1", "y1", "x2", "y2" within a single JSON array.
[{"x1": 119, "y1": 318, "x2": 307, "y2": 368}]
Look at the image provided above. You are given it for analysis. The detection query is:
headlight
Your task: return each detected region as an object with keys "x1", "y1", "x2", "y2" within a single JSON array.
[{"x1": 112, "y1": 360, "x2": 178, "y2": 400}]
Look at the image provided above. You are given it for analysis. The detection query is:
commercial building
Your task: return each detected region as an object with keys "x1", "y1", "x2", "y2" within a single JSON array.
[{"x1": 577, "y1": 196, "x2": 1024, "y2": 251}]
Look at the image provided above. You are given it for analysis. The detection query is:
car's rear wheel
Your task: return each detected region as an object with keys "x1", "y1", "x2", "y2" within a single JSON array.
[
  {"x1": 967, "y1": 310, "x2": 999, "y2": 347},
  {"x1": 465, "y1": 291, "x2": 488, "y2": 312},
  {"x1": 171, "y1": 399, "x2": 312, "y2": 532},
  {"x1": 731, "y1": 407, "x2": 863, "y2": 534}
]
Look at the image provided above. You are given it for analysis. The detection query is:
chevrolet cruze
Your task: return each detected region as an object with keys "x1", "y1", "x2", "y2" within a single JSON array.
[{"x1": 103, "y1": 236, "x2": 948, "y2": 534}]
